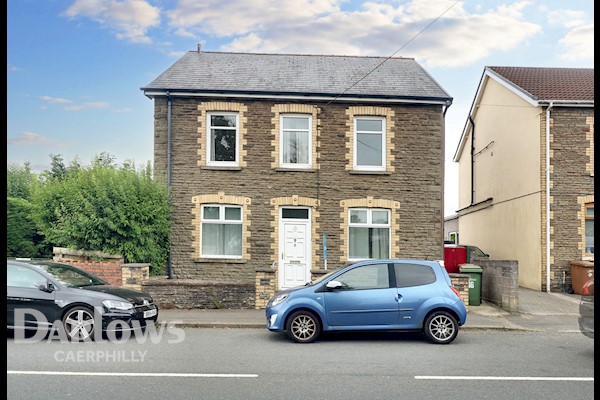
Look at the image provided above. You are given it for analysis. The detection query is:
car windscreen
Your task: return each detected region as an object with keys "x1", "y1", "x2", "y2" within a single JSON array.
[
  {"x1": 37, "y1": 264, "x2": 108, "y2": 288},
  {"x1": 311, "y1": 263, "x2": 352, "y2": 285}
]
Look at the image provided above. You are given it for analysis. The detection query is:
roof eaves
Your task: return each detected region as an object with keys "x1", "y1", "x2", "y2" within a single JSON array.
[{"x1": 140, "y1": 88, "x2": 452, "y2": 104}]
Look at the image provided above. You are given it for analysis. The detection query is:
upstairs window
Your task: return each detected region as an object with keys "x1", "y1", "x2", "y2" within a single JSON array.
[
  {"x1": 207, "y1": 113, "x2": 239, "y2": 166},
  {"x1": 280, "y1": 115, "x2": 311, "y2": 168},
  {"x1": 201, "y1": 205, "x2": 242, "y2": 258},
  {"x1": 349, "y1": 208, "x2": 390, "y2": 260},
  {"x1": 354, "y1": 117, "x2": 385, "y2": 171}
]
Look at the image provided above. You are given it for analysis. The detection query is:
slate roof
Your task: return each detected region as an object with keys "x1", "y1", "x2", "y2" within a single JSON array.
[
  {"x1": 487, "y1": 66, "x2": 594, "y2": 102},
  {"x1": 141, "y1": 51, "x2": 452, "y2": 103}
]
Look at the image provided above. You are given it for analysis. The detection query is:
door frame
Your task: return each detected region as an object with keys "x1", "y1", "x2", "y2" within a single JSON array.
[{"x1": 278, "y1": 206, "x2": 312, "y2": 290}]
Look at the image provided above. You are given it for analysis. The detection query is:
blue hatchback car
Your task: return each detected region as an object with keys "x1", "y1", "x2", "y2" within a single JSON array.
[{"x1": 266, "y1": 259, "x2": 467, "y2": 344}]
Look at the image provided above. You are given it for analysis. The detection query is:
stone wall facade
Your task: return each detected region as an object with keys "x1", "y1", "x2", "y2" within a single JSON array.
[
  {"x1": 153, "y1": 97, "x2": 445, "y2": 286},
  {"x1": 541, "y1": 108, "x2": 594, "y2": 291},
  {"x1": 142, "y1": 279, "x2": 255, "y2": 309}
]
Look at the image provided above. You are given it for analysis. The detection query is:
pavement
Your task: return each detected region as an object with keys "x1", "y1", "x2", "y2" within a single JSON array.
[{"x1": 156, "y1": 287, "x2": 587, "y2": 333}]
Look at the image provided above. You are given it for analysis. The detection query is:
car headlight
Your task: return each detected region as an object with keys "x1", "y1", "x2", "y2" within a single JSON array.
[
  {"x1": 270, "y1": 293, "x2": 289, "y2": 307},
  {"x1": 102, "y1": 300, "x2": 134, "y2": 310}
]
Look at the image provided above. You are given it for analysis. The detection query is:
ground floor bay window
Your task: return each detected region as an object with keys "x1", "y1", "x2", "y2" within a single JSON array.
[
  {"x1": 349, "y1": 208, "x2": 391, "y2": 260},
  {"x1": 201, "y1": 204, "x2": 243, "y2": 258}
]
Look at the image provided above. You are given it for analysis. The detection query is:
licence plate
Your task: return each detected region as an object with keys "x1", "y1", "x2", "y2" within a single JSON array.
[{"x1": 144, "y1": 309, "x2": 157, "y2": 318}]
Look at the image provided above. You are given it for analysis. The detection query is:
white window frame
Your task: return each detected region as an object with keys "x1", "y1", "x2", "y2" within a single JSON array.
[
  {"x1": 348, "y1": 208, "x2": 391, "y2": 261},
  {"x1": 353, "y1": 116, "x2": 386, "y2": 171},
  {"x1": 280, "y1": 114, "x2": 312, "y2": 169},
  {"x1": 200, "y1": 204, "x2": 243, "y2": 259},
  {"x1": 206, "y1": 112, "x2": 239, "y2": 167},
  {"x1": 585, "y1": 203, "x2": 594, "y2": 257}
]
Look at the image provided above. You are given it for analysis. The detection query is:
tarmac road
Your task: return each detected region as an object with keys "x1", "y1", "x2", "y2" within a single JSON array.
[{"x1": 7, "y1": 327, "x2": 594, "y2": 400}]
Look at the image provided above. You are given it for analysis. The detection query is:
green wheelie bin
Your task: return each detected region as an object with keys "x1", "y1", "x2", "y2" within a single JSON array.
[{"x1": 459, "y1": 264, "x2": 483, "y2": 306}]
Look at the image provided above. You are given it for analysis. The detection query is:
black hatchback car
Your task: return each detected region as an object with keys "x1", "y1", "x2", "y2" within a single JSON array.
[{"x1": 7, "y1": 258, "x2": 158, "y2": 341}]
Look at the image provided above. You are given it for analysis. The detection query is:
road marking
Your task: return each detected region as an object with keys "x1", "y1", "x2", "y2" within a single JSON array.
[
  {"x1": 415, "y1": 376, "x2": 593, "y2": 381},
  {"x1": 7, "y1": 370, "x2": 258, "y2": 378}
]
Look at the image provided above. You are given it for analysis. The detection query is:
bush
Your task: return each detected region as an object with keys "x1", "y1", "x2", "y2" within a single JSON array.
[
  {"x1": 6, "y1": 197, "x2": 50, "y2": 258},
  {"x1": 30, "y1": 161, "x2": 171, "y2": 275}
]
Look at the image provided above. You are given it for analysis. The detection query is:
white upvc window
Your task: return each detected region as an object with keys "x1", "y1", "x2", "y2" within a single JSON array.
[
  {"x1": 354, "y1": 116, "x2": 386, "y2": 171},
  {"x1": 585, "y1": 203, "x2": 594, "y2": 256},
  {"x1": 201, "y1": 204, "x2": 243, "y2": 258},
  {"x1": 207, "y1": 112, "x2": 239, "y2": 166},
  {"x1": 348, "y1": 208, "x2": 391, "y2": 260},
  {"x1": 280, "y1": 114, "x2": 311, "y2": 168}
]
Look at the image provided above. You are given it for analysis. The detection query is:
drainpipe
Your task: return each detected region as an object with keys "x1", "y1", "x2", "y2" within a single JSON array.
[
  {"x1": 545, "y1": 102, "x2": 553, "y2": 292},
  {"x1": 166, "y1": 92, "x2": 173, "y2": 279},
  {"x1": 468, "y1": 115, "x2": 475, "y2": 204}
]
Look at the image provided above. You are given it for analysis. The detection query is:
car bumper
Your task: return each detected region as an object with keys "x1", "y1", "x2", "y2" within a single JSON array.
[
  {"x1": 265, "y1": 305, "x2": 285, "y2": 332},
  {"x1": 101, "y1": 307, "x2": 159, "y2": 332}
]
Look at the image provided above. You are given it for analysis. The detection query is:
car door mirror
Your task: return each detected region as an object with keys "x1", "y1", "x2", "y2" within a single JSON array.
[
  {"x1": 35, "y1": 281, "x2": 54, "y2": 293},
  {"x1": 326, "y1": 280, "x2": 343, "y2": 290}
]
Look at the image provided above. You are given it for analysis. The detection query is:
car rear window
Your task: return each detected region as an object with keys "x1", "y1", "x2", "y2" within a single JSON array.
[{"x1": 394, "y1": 263, "x2": 436, "y2": 288}]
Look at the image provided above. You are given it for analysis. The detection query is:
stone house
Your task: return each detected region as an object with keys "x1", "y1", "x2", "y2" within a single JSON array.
[
  {"x1": 141, "y1": 48, "x2": 452, "y2": 308},
  {"x1": 453, "y1": 66, "x2": 594, "y2": 292}
]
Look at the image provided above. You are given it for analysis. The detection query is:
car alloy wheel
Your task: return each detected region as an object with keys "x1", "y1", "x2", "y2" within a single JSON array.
[
  {"x1": 63, "y1": 306, "x2": 96, "y2": 341},
  {"x1": 285, "y1": 310, "x2": 321, "y2": 343},
  {"x1": 424, "y1": 311, "x2": 458, "y2": 344}
]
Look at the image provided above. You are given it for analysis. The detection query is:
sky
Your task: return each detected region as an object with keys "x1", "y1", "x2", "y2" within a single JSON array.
[{"x1": 7, "y1": 0, "x2": 594, "y2": 216}]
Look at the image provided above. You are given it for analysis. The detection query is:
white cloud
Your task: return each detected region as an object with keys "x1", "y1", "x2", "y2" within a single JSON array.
[
  {"x1": 64, "y1": 101, "x2": 111, "y2": 111},
  {"x1": 7, "y1": 131, "x2": 59, "y2": 146},
  {"x1": 167, "y1": 0, "x2": 542, "y2": 68},
  {"x1": 63, "y1": 0, "x2": 160, "y2": 44},
  {"x1": 40, "y1": 95, "x2": 73, "y2": 104},
  {"x1": 558, "y1": 24, "x2": 594, "y2": 61},
  {"x1": 547, "y1": 9, "x2": 586, "y2": 28},
  {"x1": 167, "y1": 0, "x2": 340, "y2": 37}
]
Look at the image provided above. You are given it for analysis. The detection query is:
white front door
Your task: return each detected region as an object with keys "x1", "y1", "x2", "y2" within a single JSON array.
[{"x1": 279, "y1": 208, "x2": 311, "y2": 290}]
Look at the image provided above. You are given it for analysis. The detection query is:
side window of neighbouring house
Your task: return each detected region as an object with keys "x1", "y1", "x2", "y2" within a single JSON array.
[
  {"x1": 449, "y1": 232, "x2": 458, "y2": 244},
  {"x1": 349, "y1": 208, "x2": 390, "y2": 260},
  {"x1": 585, "y1": 203, "x2": 594, "y2": 255},
  {"x1": 394, "y1": 263, "x2": 436, "y2": 288},
  {"x1": 354, "y1": 117, "x2": 385, "y2": 171},
  {"x1": 281, "y1": 114, "x2": 311, "y2": 168},
  {"x1": 207, "y1": 113, "x2": 239, "y2": 166},
  {"x1": 201, "y1": 205, "x2": 242, "y2": 258}
]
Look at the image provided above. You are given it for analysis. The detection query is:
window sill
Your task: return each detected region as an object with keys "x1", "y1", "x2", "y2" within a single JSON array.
[
  {"x1": 274, "y1": 168, "x2": 317, "y2": 173},
  {"x1": 193, "y1": 258, "x2": 247, "y2": 264},
  {"x1": 201, "y1": 166, "x2": 242, "y2": 171},
  {"x1": 349, "y1": 170, "x2": 391, "y2": 175}
]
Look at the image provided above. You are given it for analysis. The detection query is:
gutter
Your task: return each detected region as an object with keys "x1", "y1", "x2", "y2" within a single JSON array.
[
  {"x1": 545, "y1": 102, "x2": 553, "y2": 292},
  {"x1": 141, "y1": 89, "x2": 451, "y2": 105}
]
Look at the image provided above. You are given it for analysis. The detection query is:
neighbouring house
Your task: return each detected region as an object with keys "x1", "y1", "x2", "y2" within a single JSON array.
[
  {"x1": 453, "y1": 66, "x2": 594, "y2": 292},
  {"x1": 141, "y1": 47, "x2": 452, "y2": 308}
]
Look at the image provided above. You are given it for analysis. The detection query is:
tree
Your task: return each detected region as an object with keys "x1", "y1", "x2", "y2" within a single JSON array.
[
  {"x1": 30, "y1": 157, "x2": 171, "y2": 274},
  {"x1": 7, "y1": 162, "x2": 36, "y2": 199},
  {"x1": 7, "y1": 197, "x2": 51, "y2": 258}
]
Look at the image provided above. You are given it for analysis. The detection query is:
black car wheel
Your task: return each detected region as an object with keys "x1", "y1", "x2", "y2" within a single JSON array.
[
  {"x1": 285, "y1": 310, "x2": 320, "y2": 343},
  {"x1": 423, "y1": 311, "x2": 458, "y2": 344},
  {"x1": 62, "y1": 306, "x2": 96, "y2": 341}
]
